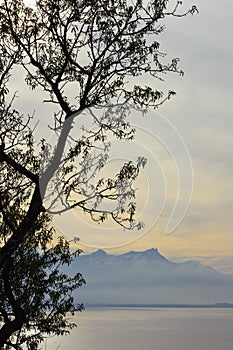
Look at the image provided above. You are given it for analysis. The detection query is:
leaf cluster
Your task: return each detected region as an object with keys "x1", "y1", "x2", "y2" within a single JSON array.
[
  {"x1": 0, "y1": 0, "x2": 190, "y2": 116},
  {"x1": 0, "y1": 236, "x2": 85, "y2": 349}
]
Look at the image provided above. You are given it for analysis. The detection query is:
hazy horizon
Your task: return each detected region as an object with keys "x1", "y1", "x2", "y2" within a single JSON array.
[{"x1": 67, "y1": 248, "x2": 233, "y2": 306}]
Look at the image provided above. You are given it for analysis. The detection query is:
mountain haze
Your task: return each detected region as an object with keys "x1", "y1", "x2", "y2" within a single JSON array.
[{"x1": 69, "y1": 249, "x2": 233, "y2": 305}]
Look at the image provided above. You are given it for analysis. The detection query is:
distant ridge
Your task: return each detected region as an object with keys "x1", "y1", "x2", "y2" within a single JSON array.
[
  {"x1": 86, "y1": 303, "x2": 233, "y2": 308},
  {"x1": 69, "y1": 249, "x2": 233, "y2": 305},
  {"x1": 120, "y1": 248, "x2": 169, "y2": 261}
]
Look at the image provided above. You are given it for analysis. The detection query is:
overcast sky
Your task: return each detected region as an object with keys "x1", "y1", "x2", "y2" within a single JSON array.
[
  {"x1": 120, "y1": 0, "x2": 233, "y2": 272},
  {"x1": 57, "y1": 1, "x2": 233, "y2": 273},
  {"x1": 8, "y1": 1, "x2": 233, "y2": 272},
  {"x1": 88, "y1": 0, "x2": 233, "y2": 272}
]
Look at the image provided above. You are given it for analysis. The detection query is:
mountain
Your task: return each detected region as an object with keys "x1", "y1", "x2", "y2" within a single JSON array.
[{"x1": 68, "y1": 249, "x2": 233, "y2": 305}]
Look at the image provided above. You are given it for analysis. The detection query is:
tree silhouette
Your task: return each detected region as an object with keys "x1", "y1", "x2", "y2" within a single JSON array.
[{"x1": 0, "y1": 0, "x2": 197, "y2": 347}]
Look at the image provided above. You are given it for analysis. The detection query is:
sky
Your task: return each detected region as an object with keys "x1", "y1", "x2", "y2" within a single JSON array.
[
  {"x1": 7, "y1": 0, "x2": 233, "y2": 272},
  {"x1": 126, "y1": 0, "x2": 233, "y2": 272},
  {"x1": 114, "y1": 0, "x2": 233, "y2": 272},
  {"x1": 148, "y1": 1, "x2": 233, "y2": 271}
]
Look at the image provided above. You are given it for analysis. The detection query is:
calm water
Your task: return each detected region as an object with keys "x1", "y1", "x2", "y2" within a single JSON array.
[{"x1": 44, "y1": 308, "x2": 233, "y2": 350}]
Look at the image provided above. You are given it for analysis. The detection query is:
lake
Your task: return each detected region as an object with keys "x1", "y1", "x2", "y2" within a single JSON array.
[{"x1": 44, "y1": 307, "x2": 233, "y2": 350}]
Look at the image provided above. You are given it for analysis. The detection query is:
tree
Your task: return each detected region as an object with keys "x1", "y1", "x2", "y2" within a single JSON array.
[
  {"x1": 0, "y1": 0, "x2": 197, "y2": 347},
  {"x1": 0, "y1": 236, "x2": 85, "y2": 349}
]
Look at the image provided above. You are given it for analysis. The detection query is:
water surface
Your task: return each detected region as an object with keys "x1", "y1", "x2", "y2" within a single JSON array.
[{"x1": 44, "y1": 307, "x2": 233, "y2": 350}]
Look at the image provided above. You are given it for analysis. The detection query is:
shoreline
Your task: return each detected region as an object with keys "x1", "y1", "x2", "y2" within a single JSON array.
[{"x1": 85, "y1": 303, "x2": 233, "y2": 309}]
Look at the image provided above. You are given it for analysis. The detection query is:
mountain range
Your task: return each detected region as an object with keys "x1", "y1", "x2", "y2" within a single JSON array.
[{"x1": 68, "y1": 248, "x2": 233, "y2": 305}]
